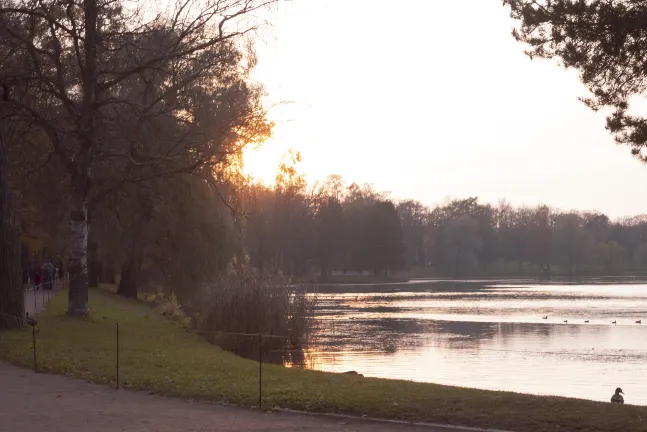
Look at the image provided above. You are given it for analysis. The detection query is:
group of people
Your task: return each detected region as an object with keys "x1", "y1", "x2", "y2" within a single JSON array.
[{"x1": 24, "y1": 260, "x2": 65, "y2": 290}]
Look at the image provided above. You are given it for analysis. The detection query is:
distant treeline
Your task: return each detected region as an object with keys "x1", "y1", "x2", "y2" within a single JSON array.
[{"x1": 238, "y1": 171, "x2": 647, "y2": 279}]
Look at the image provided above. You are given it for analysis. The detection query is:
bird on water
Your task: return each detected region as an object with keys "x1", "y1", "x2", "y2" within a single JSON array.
[
  {"x1": 584, "y1": 320, "x2": 589, "y2": 323},
  {"x1": 612, "y1": 321, "x2": 617, "y2": 325},
  {"x1": 611, "y1": 387, "x2": 624, "y2": 404},
  {"x1": 636, "y1": 320, "x2": 642, "y2": 324},
  {"x1": 542, "y1": 316, "x2": 548, "y2": 319}
]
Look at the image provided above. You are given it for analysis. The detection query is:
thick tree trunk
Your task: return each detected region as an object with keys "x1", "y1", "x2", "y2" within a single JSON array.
[
  {"x1": 87, "y1": 206, "x2": 99, "y2": 288},
  {"x1": 67, "y1": 0, "x2": 97, "y2": 316},
  {"x1": 117, "y1": 252, "x2": 142, "y2": 298},
  {"x1": 104, "y1": 261, "x2": 116, "y2": 284},
  {"x1": 67, "y1": 182, "x2": 89, "y2": 316},
  {"x1": 0, "y1": 140, "x2": 24, "y2": 329},
  {"x1": 87, "y1": 239, "x2": 99, "y2": 287}
]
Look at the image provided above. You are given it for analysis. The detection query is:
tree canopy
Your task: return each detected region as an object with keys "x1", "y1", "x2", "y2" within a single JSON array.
[
  {"x1": 504, "y1": 0, "x2": 647, "y2": 160},
  {"x1": 0, "y1": 0, "x2": 274, "y2": 315}
]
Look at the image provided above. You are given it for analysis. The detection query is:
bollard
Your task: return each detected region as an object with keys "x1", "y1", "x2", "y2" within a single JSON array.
[
  {"x1": 258, "y1": 333, "x2": 262, "y2": 409},
  {"x1": 116, "y1": 323, "x2": 120, "y2": 389}
]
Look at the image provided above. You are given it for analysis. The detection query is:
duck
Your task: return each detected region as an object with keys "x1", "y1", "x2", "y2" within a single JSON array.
[
  {"x1": 584, "y1": 320, "x2": 589, "y2": 323},
  {"x1": 612, "y1": 321, "x2": 617, "y2": 325},
  {"x1": 542, "y1": 316, "x2": 548, "y2": 320},
  {"x1": 611, "y1": 387, "x2": 624, "y2": 404},
  {"x1": 636, "y1": 320, "x2": 642, "y2": 324},
  {"x1": 563, "y1": 320, "x2": 568, "y2": 323}
]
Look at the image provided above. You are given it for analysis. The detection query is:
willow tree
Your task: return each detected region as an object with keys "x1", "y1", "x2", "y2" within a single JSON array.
[
  {"x1": 504, "y1": 0, "x2": 647, "y2": 160},
  {"x1": 0, "y1": 0, "x2": 273, "y2": 315}
]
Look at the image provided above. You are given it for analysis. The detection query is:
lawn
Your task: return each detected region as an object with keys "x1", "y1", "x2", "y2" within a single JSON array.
[{"x1": 1, "y1": 288, "x2": 646, "y2": 432}]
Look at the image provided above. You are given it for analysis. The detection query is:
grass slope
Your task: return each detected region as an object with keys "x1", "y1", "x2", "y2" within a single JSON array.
[{"x1": 1, "y1": 288, "x2": 646, "y2": 432}]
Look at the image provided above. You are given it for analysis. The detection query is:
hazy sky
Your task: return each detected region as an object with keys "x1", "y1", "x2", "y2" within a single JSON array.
[{"x1": 243, "y1": 0, "x2": 647, "y2": 218}]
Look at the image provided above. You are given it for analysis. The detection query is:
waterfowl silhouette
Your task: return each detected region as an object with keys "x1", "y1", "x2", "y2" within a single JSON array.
[
  {"x1": 636, "y1": 320, "x2": 642, "y2": 324},
  {"x1": 611, "y1": 387, "x2": 624, "y2": 404},
  {"x1": 542, "y1": 316, "x2": 548, "y2": 319},
  {"x1": 612, "y1": 321, "x2": 617, "y2": 325},
  {"x1": 584, "y1": 320, "x2": 589, "y2": 323},
  {"x1": 563, "y1": 320, "x2": 568, "y2": 323}
]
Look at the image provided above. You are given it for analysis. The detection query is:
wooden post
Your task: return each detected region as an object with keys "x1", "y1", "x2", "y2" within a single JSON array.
[
  {"x1": 32, "y1": 324, "x2": 37, "y2": 373},
  {"x1": 116, "y1": 322, "x2": 120, "y2": 389},
  {"x1": 258, "y1": 333, "x2": 262, "y2": 409}
]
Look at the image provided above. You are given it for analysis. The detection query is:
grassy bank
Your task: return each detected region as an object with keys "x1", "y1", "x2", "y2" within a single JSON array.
[{"x1": 1, "y1": 289, "x2": 646, "y2": 432}]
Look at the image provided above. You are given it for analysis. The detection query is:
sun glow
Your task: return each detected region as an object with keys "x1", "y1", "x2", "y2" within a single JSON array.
[
  {"x1": 239, "y1": 0, "x2": 647, "y2": 217},
  {"x1": 241, "y1": 122, "x2": 292, "y2": 185}
]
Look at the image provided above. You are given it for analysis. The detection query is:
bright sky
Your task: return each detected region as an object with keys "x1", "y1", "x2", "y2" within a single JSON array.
[{"x1": 243, "y1": 0, "x2": 647, "y2": 218}]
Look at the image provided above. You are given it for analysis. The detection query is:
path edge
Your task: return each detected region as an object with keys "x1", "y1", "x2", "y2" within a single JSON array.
[{"x1": 274, "y1": 408, "x2": 517, "y2": 432}]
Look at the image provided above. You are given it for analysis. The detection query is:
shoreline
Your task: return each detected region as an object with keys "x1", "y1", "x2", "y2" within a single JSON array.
[{"x1": 1, "y1": 288, "x2": 646, "y2": 432}]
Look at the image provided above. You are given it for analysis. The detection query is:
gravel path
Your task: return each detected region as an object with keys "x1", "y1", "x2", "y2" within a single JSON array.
[{"x1": 0, "y1": 362, "x2": 476, "y2": 432}]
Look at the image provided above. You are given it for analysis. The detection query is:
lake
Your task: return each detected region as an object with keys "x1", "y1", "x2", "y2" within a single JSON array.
[{"x1": 295, "y1": 279, "x2": 647, "y2": 405}]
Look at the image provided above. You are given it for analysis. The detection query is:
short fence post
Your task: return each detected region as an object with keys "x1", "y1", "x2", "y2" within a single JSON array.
[
  {"x1": 258, "y1": 333, "x2": 262, "y2": 409},
  {"x1": 31, "y1": 324, "x2": 37, "y2": 373},
  {"x1": 116, "y1": 322, "x2": 120, "y2": 389}
]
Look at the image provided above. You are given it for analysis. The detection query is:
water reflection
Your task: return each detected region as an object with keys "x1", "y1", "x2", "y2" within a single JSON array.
[{"x1": 288, "y1": 281, "x2": 647, "y2": 405}]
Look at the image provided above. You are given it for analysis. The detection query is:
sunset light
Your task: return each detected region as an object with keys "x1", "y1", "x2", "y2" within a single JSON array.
[
  {"x1": 244, "y1": 0, "x2": 647, "y2": 217},
  {"x1": 7, "y1": 0, "x2": 647, "y2": 429}
]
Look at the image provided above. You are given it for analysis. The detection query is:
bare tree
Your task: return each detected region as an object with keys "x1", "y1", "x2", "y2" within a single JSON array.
[{"x1": 0, "y1": 0, "x2": 273, "y2": 315}]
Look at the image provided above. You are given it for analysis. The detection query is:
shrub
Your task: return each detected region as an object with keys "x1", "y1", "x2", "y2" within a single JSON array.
[
  {"x1": 148, "y1": 292, "x2": 192, "y2": 328},
  {"x1": 195, "y1": 260, "x2": 317, "y2": 361}
]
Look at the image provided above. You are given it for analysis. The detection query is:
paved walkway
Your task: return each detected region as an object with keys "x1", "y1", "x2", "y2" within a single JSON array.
[
  {"x1": 0, "y1": 362, "x2": 470, "y2": 432},
  {"x1": 24, "y1": 288, "x2": 51, "y2": 317},
  {"x1": 23, "y1": 278, "x2": 66, "y2": 317}
]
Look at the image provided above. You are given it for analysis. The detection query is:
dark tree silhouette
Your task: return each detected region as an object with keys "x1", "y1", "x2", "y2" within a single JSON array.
[
  {"x1": 0, "y1": 84, "x2": 23, "y2": 329},
  {"x1": 505, "y1": 0, "x2": 647, "y2": 160},
  {"x1": 0, "y1": 0, "x2": 273, "y2": 315}
]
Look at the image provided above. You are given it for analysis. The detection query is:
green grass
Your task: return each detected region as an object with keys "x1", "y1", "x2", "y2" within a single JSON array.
[{"x1": 2, "y1": 288, "x2": 647, "y2": 432}]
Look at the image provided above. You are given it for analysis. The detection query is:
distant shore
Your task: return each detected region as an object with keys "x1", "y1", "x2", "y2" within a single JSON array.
[{"x1": 298, "y1": 272, "x2": 647, "y2": 286}]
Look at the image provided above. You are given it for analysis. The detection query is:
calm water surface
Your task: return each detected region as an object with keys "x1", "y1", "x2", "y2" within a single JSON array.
[{"x1": 298, "y1": 280, "x2": 647, "y2": 405}]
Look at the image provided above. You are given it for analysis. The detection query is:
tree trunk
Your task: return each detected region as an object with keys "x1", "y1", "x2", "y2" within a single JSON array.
[
  {"x1": 117, "y1": 252, "x2": 142, "y2": 298},
  {"x1": 105, "y1": 261, "x2": 116, "y2": 284},
  {"x1": 67, "y1": 0, "x2": 98, "y2": 316},
  {"x1": 0, "y1": 138, "x2": 24, "y2": 329},
  {"x1": 87, "y1": 239, "x2": 99, "y2": 287},
  {"x1": 67, "y1": 181, "x2": 89, "y2": 316}
]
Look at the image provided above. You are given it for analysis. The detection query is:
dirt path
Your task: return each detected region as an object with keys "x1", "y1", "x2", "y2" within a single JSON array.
[{"x1": 0, "y1": 362, "x2": 481, "y2": 432}]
